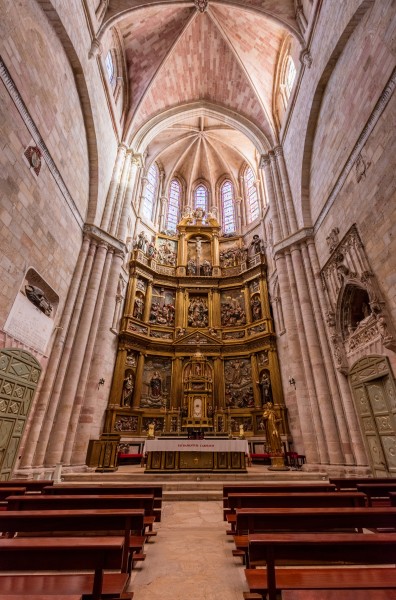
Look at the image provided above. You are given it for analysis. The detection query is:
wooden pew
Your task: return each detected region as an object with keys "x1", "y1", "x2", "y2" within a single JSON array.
[
  {"x1": 0, "y1": 508, "x2": 145, "y2": 573},
  {"x1": 356, "y1": 483, "x2": 396, "y2": 506},
  {"x1": 223, "y1": 484, "x2": 336, "y2": 520},
  {"x1": 0, "y1": 536, "x2": 127, "y2": 600},
  {"x1": 226, "y1": 492, "x2": 367, "y2": 531},
  {"x1": 0, "y1": 596, "x2": 83, "y2": 600},
  {"x1": 43, "y1": 484, "x2": 163, "y2": 521},
  {"x1": 281, "y1": 591, "x2": 396, "y2": 600},
  {"x1": 0, "y1": 480, "x2": 54, "y2": 492},
  {"x1": 6, "y1": 493, "x2": 155, "y2": 515},
  {"x1": 246, "y1": 532, "x2": 396, "y2": 600},
  {"x1": 233, "y1": 506, "x2": 396, "y2": 565},
  {"x1": 330, "y1": 477, "x2": 396, "y2": 490}
]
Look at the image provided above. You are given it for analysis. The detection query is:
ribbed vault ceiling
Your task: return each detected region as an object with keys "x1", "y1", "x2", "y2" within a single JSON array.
[{"x1": 101, "y1": 0, "x2": 300, "y2": 191}]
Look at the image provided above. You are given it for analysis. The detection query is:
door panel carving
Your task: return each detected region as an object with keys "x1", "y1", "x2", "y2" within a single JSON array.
[
  {"x1": 0, "y1": 349, "x2": 41, "y2": 480},
  {"x1": 350, "y1": 357, "x2": 396, "y2": 476}
]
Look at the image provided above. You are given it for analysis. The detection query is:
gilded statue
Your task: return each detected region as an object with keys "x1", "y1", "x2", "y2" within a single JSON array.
[{"x1": 262, "y1": 402, "x2": 282, "y2": 454}]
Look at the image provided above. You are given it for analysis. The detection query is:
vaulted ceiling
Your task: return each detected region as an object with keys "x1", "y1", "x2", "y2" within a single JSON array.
[{"x1": 100, "y1": 0, "x2": 301, "y2": 192}]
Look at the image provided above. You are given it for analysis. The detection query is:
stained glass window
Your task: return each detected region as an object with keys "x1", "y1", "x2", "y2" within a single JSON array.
[
  {"x1": 221, "y1": 180, "x2": 236, "y2": 234},
  {"x1": 285, "y1": 56, "x2": 296, "y2": 98},
  {"x1": 143, "y1": 163, "x2": 158, "y2": 221},
  {"x1": 245, "y1": 166, "x2": 259, "y2": 222},
  {"x1": 167, "y1": 179, "x2": 181, "y2": 232},
  {"x1": 105, "y1": 51, "x2": 115, "y2": 84},
  {"x1": 194, "y1": 184, "x2": 208, "y2": 212}
]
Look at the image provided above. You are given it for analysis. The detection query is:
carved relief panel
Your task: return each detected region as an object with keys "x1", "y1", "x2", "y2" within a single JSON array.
[
  {"x1": 220, "y1": 289, "x2": 246, "y2": 327},
  {"x1": 140, "y1": 356, "x2": 171, "y2": 409},
  {"x1": 149, "y1": 287, "x2": 176, "y2": 327},
  {"x1": 224, "y1": 358, "x2": 254, "y2": 409}
]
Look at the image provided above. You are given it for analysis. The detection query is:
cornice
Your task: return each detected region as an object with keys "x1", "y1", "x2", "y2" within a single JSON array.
[{"x1": 84, "y1": 223, "x2": 127, "y2": 254}]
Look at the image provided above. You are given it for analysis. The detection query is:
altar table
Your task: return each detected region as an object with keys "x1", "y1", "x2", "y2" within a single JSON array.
[{"x1": 143, "y1": 438, "x2": 248, "y2": 472}]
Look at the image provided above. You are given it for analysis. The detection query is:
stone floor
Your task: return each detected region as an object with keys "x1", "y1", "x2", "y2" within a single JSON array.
[{"x1": 128, "y1": 501, "x2": 247, "y2": 599}]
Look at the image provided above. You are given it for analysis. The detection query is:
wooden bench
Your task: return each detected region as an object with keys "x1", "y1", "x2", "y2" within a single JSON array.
[
  {"x1": 223, "y1": 484, "x2": 336, "y2": 520},
  {"x1": 233, "y1": 506, "x2": 396, "y2": 565},
  {"x1": 330, "y1": 477, "x2": 396, "y2": 490},
  {"x1": 246, "y1": 532, "x2": 396, "y2": 600},
  {"x1": 0, "y1": 508, "x2": 145, "y2": 573},
  {"x1": 281, "y1": 591, "x2": 396, "y2": 600},
  {"x1": 226, "y1": 492, "x2": 367, "y2": 531},
  {"x1": 0, "y1": 596, "x2": 84, "y2": 600},
  {"x1": 356, "y1": 483, "x2": 396, "y2": 506},
  {"x1": 0, "y1": 487, "x2": 26, "y2": 510},
  {"x1": 43, "y1": 485, "x2": 163, "y2": 522},
  {"x1": 0, "y1": 536, "x2": 128, "y2": 600},
  {"x1": 0, "y1": 480, "x2": 54, "y2": 492}
]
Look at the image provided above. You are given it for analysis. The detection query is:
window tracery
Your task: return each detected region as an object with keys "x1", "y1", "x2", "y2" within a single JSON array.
[
  {"x1": 194, "y1": 184, "x2": 208, "y2": 213},
  {"x1": 244, "y1": 166, "x2": 259, "y2": 223},
  {"x1": 167, "y1": 179, "x2": 181, "y2": 232},
  {"x1": 221, "y1": 180, "x2": 236, "y2": 234}
]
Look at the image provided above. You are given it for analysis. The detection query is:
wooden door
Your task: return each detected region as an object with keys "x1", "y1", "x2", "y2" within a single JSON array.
[
  {"x1": 0, "y1": 349, "x2": 41, "y2": 480},
  {"x1": 350, "y1": 357, "x2": 396, "y2": 476}
]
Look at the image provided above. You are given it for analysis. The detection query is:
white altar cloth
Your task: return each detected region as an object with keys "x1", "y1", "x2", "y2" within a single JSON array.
[{"x1": 143, "y1": 438, "x2": 249, "y2": 454}]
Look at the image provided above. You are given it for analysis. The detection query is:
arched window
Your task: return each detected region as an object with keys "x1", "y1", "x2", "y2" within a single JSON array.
[
  {"x1": 244, "y1": 166, "x2": 259, "y2": 222},
  {"x1": 221, "y1": 180, "x2": 236, "y2": 234},
  {"x1": 285, "y1": 56, "x2": 296, "y2": 100},
  {"x1": 143, "y1": 163, "x2": 158, "y2": 221},
  {"x1": 167, "y1": 179, "x2": 181, "y2": 232},
  {"x1": 105, "y1": 51, "x2": 115, "y2": 84},
  {"x1": 194, "y1": 184, "x2": 208, "y2": 212}
]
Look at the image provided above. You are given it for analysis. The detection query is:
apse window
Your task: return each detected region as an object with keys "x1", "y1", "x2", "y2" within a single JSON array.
[
  {"x1": 244, "y1": 166, "x2": 259, "y2": 222},
  {"x1": 167, "y1": 179, "x2": 181, "y2": 232},
  {"x1": 221, "y1": 180, "x2": 236, "y2": 234},
  {"x1": 143, "y1": 163, "x2": 158, "y2": 221},
  {"x1": 105, "y1": 51, "x2": 115, "y2": 84},
  {"x1": 194, "y1": 184, "x2": 208, "y2": 213},
  {"x1": 285, "y1": 56, "x2": 296, "y2": 99}
]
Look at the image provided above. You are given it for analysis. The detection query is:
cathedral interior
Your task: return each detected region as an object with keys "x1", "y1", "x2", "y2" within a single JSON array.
[{"x1": 0, "y1": 0, "x2": 395, "y2": 479}]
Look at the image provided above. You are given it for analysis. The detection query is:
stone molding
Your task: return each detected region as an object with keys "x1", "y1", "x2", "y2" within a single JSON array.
[
  {"x1": 272, "y1": 227, "x2": 314, "y2": 255},
  {"x1": 83, "y1": 223, "x2": 127, "y2": 255},
  {"x1": 314, "y1": 67, "x2": 396, "y2": 232},
  {"x1": 0, "y1": 57, "x2": 84, "y2": 229}
]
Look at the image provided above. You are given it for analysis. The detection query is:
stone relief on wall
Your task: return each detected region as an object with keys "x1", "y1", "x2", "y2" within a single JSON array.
[
  {"x1": 25, "y1": 285, "x2": 52, "y2": 316},
  {"x1": 149, "y1": 287, "x2": 175, "y2": 327},
  {"x1": 219, "y1": 244, "x2": 248, "y2": 268},
  {"x1": 224, "y1": 358, "x2": 254, "y2": 408},
  {"x1": 140, "y1": 357, "x2": 171, "y2": 408},
  {"x1": 321, "y1": 225, "x2": 395, "y2": 369},
  {"x1": 220, "y1": 290, "x2": 246, "y2": 327}
]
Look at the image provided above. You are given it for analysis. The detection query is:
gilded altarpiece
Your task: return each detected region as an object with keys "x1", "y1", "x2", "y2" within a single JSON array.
[{"x1": 96, "y1": 212, "x2": 290, "y2": 469}]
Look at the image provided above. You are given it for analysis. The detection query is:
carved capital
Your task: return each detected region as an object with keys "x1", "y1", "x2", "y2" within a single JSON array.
[
  {"x1": 259, "y1": 154, "x2": 271, "y2": 169},
  {"x1": 194, "y1": 0, "x2": 208, "y2": 12},
  {"x1": 273, "y1": 146, "x2": 283, "y2": 158}
]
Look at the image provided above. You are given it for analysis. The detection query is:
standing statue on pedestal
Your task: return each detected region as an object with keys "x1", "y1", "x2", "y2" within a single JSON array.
[
  {"x1": 258, "y1": 372, "x2": 273, "y2": 406},
  {"x1": 262, "y1": 402, "x2": 282, "y2": 454},
  {"x1": 121, "y1": 373, "x2": 134, "y2": 407}
]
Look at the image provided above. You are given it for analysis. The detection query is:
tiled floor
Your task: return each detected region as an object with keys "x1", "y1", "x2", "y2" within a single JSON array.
[{"x1": 128, "y1": 501, "x2": 247, "y2": 599}]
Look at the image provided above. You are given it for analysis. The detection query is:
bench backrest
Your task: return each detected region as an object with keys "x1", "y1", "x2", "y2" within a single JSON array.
[
  {"x1": 0, "y1": 480, "x2": 54, "y2": 491},
  {"x1": 44, "y1": 484, "x2": 162, "y2": 498},
  {"x1": 227, "y1": 492, "x2": 366, "y2": 510},
  {"x1": 5, "y1": 494, "x2": 155, "y2": 515},
  {"x1": 248, "y1": 532, "x2": 396, "y2": 600},
  {"x1": 0, "y1": 536, "x2": 124, "y2": 600},
  {"x1": 356, "y1": 483, "x2": 396, "y2": 503},
  {"x1": 0, "y1": 509, "x2": 144, "y2": 573},
  {"x1": 0, "y1": 488, "x2": 26, "y2": 500},
  {"x1": 330, "y1": 477, "x2": 396, "y2": 490},
  {"x1": 236, "y1": 506, "x2": 396, "y2": 534}
]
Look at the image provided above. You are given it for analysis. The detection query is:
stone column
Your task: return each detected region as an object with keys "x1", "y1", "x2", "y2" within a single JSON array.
[
  {"x1": 101, "y1": 144, "x2": 127, "y2": 231},
  {"x1": 110, "y1": 150, "x2": 132, "y2": 237},
  {"x1": 137, "y1": 175, "x2": 149, "y2": 219},
  {"x1": 306, "y1": 239, "x2": 367, "y2": 465},
  {"x1": 21, "y1": 236, "x2": 91, "y2": 468},
  {"x1": 133, "y1": 353, "x2": 145, "y2": 408},
  {"x1": 273, "y1": 146, "x2": 297, "y2": 233},
  {"x1": 269, "y1": 151, "x2": 289, "y2": 239},
  {"x1": 32, "y1": 238, "x2": 97, "y2": 467},
  {"x1": 275, "y1": 251, "x2": 318, "y2": 462},
  {"x1": 259, "y1": 155, "x2": 281, "y2": 244},
  {"x1": 71, "y1": 250, "x2": 125, "y2": 464},
  {"x1": 287, "y1": 247, "x2": 330, "y2": 463},
  {"x1": 62, "y1": 247, "x2": 114, "y2": 465},
  {"x1": 235, "y1": 197, "x2": 242, "y2": 234},
  {"x1": 158, "y1": 195, "x2": 168, "y2": 232},
  {"x1": 117, "y1": 153, "x2": 142, "y2": 242},
  {"x1": 45, "y1": 241, "x2": 109, "y2": 465}
]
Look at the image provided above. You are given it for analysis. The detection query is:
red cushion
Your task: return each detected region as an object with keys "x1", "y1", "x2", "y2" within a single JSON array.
[{"x1": 118, "y1": 453, "x2": 143, "y2": 459}]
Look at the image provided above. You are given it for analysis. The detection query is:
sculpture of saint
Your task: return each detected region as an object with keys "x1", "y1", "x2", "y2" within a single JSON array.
[
  {"x1": 121, "y1": 373, "x2": 134, "y2": 407},
  {"x1": 150, "y1": 371, "x2": 162, "y2": 397},
  {"x1": 258, "y1": 372, "x2": 273, "y2": 405},
  {"x1": 262, "y1": 402, "x2": 282, "y2": 454}
]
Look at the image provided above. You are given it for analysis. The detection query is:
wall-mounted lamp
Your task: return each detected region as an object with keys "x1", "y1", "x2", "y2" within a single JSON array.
[
  {"x1": 288, "y1": 377, "x2": 296, "y2": 389},
  {"x1": 98, "y1": 378, "x2": 105, "y2": 389}
]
